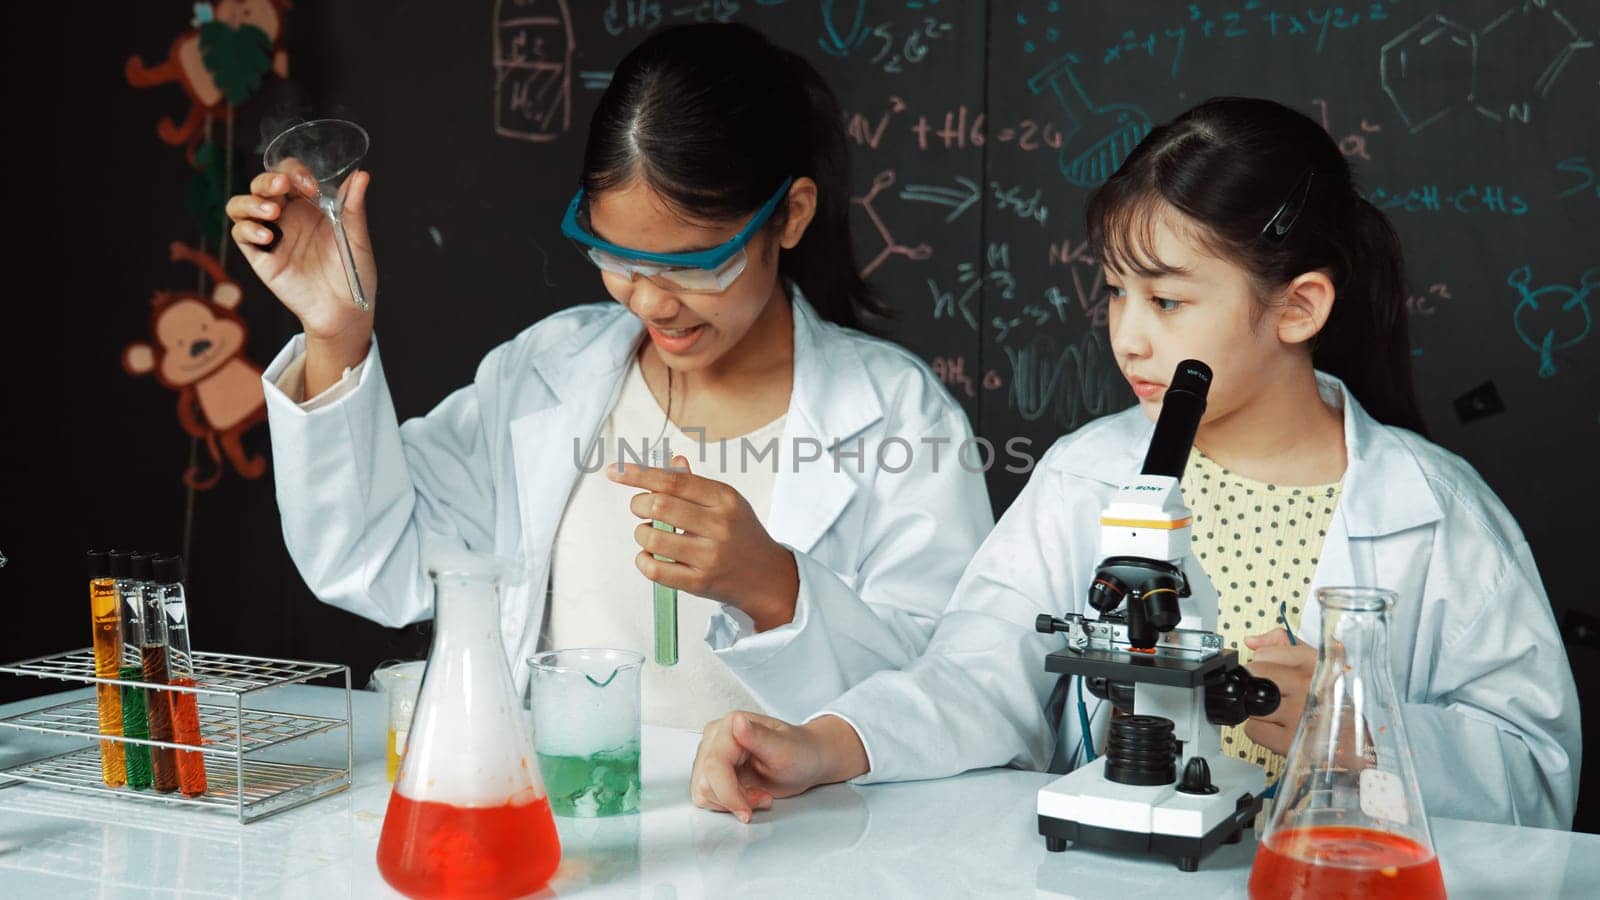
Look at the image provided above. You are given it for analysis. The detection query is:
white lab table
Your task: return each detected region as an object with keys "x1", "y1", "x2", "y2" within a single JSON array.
[{"x1": 0, "y1": 685, "x2": 1594, "y2": 898}]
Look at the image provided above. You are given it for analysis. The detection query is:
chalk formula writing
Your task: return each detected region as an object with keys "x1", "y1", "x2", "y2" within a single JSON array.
[
  {"x1": 820, "y1": 2, "x2": 953, "y2": 74},
  {"x1": 1366, "y1": 184, "x2": 1530, "y2": 216},
  {"x1": 1076, "y1": 1, "x2": 1403, "y2": 77},
  {"x1": 1311, "y1": 98, "x2": 1381, "y2": 161},
  {"x1": 1558, "y1": 158, "x2": 1599, "y2": 200},
  {"x1": 932, "y1": 356, "x2": 1002, "y2": 399},
  {"x1": 899, "y1": 178, "x2": 1048, "y2": 226},
  {"x1": 910, "y1": 106, "x2": 1064, "y2": 152}
]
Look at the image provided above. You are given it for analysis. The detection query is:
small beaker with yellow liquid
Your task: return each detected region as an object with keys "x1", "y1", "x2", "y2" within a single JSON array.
[{"x1": 372, "y1": 660, "x2": 425, "y2": 782}]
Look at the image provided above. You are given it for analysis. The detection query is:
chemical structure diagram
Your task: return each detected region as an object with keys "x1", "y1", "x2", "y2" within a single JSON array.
[
  {"x1": 1509, "y1": 264, "x2": 1598, "y2": 378},
  {"x1": 854, "y1": 170, "x2": 933, "y2": 278},
  {"x1": 1381, "y1": 3, "x2": 1596, "y2": 132}
]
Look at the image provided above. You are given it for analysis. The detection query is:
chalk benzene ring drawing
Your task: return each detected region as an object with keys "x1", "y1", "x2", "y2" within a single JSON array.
[{"x1": 1381, "y1": 4, "x2": 1596, "y2": 132}]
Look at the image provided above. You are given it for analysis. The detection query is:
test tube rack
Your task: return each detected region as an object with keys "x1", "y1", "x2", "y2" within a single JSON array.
[{"x1": 0, "y1": 648, "x2": 352, "y2": 823}]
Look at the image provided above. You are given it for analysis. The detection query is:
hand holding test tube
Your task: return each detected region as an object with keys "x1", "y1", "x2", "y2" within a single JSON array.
[{"x1": 610, "y1": 452, "x2": 803, "y2": 650}]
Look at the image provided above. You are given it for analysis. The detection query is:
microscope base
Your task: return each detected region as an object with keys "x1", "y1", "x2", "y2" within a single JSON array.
[{"x1": 1036, "y1": 756, "x2": 1264, "y2": 871}]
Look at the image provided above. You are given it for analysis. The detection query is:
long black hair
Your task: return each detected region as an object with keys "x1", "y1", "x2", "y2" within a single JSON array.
[
  {"x1": 580, "y1": 23, "x2": 889, "y2": 330},
  {"x1": 1087, "y1": 97, "x2": 1427, "y2": 435}
]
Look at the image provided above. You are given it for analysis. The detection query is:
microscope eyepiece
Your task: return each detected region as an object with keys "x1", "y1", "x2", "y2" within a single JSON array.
[
  {"x1": 1140, "y1": 359, "x2": 1212, "y2": 479},
  {"x1": 1166, "y1": 359, "x2": 1213, "y2": 400}
]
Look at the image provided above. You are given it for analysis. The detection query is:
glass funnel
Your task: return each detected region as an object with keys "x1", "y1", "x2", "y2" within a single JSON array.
[
  {"x1": 262, "y1": 118, "x2": 371, "y2": 311},
  {"x1": 1248, "y1": 587, "x2": 1445, "y2": 900},
  {"x1": 376, "y1": 550, "x2": 562, "y2": 898}
]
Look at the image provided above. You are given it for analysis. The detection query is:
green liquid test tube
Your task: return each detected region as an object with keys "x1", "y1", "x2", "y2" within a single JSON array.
[
  {"x1": 647, "y1": 447, "x2": 680, "y2": 667},
  {"x1": 119, "y1": 665, "x2": 153, "y2": 789},
  {"x1": 652, "y1": 520, "x2": 678, "y2": 666}
]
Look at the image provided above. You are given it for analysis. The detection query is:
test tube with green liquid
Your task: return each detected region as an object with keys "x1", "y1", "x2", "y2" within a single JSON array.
[
  {"x1": 110, "y1": 551, "x2": 152, "y2": 789},
  {"x1": 650, "y1": 448, "x2": 678, "y2": 666}
]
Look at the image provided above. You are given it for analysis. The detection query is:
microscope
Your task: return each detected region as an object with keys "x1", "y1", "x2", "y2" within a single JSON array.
[{"x1": 1034, "y1": 360, "x2": 1281, "y2": 872}]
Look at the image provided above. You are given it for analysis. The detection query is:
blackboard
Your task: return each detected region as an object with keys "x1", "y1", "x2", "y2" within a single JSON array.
[
  {"x1": 288, "y1": 0, "x2": 1597, "y2": 586},
  {"x1": 2, "y1": 0, "x2": 1596, "y2": 826}
]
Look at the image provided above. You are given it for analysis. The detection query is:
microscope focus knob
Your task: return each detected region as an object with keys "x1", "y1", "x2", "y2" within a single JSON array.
[
  {"x1": 1205, "y1": 668, "x2": 1282, "y2": 725},
  {"x1": 1104, "y1": 715, "x2": 1178, "y2": 786},
  {"x1": 1036, "y1": 614, "x2": 1070, "y2": 634},
  {"x1": 1246, "y1": 676, "x2": 1281, "y2": 717},
  {"x1": 1177, "y1": 757, "x2": 1219, "y2": 795}
]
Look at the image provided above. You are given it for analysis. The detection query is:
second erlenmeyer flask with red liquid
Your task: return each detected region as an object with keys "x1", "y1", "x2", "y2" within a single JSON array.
[
  {"x1": 1248, "y1": 587, "x2": 1446, "y2": 900},
  {"x1": 376, "y1": 551, "x2": 561, "y2": 899}
]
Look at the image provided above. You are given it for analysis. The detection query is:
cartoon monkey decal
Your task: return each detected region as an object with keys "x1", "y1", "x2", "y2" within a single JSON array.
[
  {"x1": 124, "y1": 243, "x2": 268, "y2": 490},
  {"x1": 125, "y1": 0, "x2": 292, "y2": 159}
]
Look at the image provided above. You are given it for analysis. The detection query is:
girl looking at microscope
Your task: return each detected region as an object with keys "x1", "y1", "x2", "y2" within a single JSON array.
[{"x1": 686, "y1": 96, "x2": 1580, "y2": 830}]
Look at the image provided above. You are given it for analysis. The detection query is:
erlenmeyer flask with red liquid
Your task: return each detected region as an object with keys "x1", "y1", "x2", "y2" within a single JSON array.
[
  {"x1": 377, "y1": 551, "x2": 561, "y2": 898},
  {"x1": 1248, "y1": 587, "x2": 1446, "y2": 900}
]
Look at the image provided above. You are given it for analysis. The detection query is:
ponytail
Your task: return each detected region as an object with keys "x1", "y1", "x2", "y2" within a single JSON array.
[
  {"x1": 1315, "y1": 198, "x2": 1427, "y2": 435},
  {"x1": 777, "y1": 50, "x2": 892, "y2": 331}
]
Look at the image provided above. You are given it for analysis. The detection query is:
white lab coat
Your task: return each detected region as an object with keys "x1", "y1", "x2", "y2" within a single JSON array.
[
  {"x1": 260, "y1": 293, "x2": 994, "y2": 718},
  {"x1": 824, "y1": 373, "x2": 1581, "y2": 830}
]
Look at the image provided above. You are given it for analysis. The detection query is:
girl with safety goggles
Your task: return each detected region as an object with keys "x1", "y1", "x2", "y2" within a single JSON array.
[{"x1": 229, "y1": 23, "x2": 994, "y2": 730}]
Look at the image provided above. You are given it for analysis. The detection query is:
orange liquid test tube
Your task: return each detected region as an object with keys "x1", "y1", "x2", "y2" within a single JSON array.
[
  {"x1": 169, "y1": 676, "x2": 207, "y2": 796},
  {"x1": 87, "y1": 551, "x2": 126, "y2": 788},
  {"x1": 156, "y1": 555, "x2": 207, "y2": 797}
]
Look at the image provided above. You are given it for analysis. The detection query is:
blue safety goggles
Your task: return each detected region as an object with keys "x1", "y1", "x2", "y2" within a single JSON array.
[{"x1": 560, "y1": 177, "x2": 794, "y2": 293}]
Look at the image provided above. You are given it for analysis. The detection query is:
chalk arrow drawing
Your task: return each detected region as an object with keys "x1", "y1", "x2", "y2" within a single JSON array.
[{"x1": 900, "y1": 176, "x2": 983, "y2": 223}]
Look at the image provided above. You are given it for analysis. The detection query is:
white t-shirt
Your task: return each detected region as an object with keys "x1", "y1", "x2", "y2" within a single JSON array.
[
  {"x1": 279, "y1": 350, "x2": 789, "y2": 730},
  {"x1": 546, "y1": 359, "x2": 787, "y2": 730}
]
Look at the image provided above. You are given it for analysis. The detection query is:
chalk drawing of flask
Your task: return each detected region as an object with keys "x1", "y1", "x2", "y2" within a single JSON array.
[
  {"x1": 1509, "y1": 265, "x2": 1598, "y2": 378},
  {"x1": 494, "y1": 0, "x2": 575, "y2": 142},
  {"x1": 1026, "y1": 53, "x2": 1152, "y2": 189}
]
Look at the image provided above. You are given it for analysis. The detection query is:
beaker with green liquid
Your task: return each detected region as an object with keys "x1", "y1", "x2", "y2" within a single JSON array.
[{"x1": 526, "y1": 649, "x2": 644, "y2": 817}]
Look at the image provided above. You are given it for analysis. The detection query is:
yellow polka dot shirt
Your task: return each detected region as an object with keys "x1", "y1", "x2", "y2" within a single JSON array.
[{"x1": 1179, "y1": 449, "x2": 1342, "y2": 782}]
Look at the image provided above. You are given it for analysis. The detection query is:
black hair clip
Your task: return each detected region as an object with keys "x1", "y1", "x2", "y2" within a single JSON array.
[{"x1": 1260, "y1": 169, "x2": 1315, "y2": 243}]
